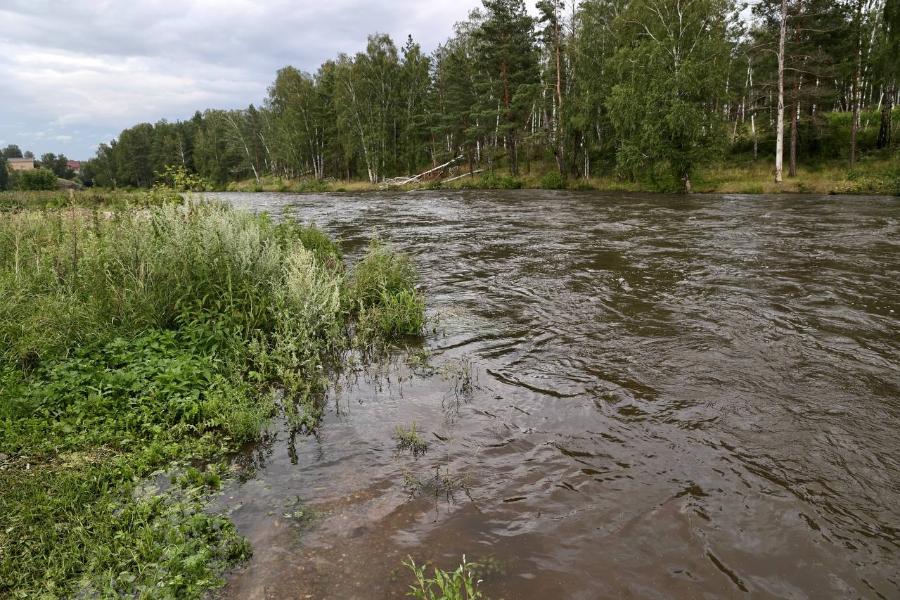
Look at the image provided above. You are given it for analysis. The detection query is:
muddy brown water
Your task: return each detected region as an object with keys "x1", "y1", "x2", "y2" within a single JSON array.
[{"x1": 209, "y1": 191, "x2": 899, "y2": 599}]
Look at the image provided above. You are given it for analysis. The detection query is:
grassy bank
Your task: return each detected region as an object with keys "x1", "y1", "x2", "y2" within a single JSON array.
[
  {"x1": 224, "y1": 154, "x2": 899, "y2": 196},
  {"x1": 0, "y1": 198, "x2": 424, "y2": 598},
  {"x1": 0, "y1": 189, "x2": 178, "y2": 211}
]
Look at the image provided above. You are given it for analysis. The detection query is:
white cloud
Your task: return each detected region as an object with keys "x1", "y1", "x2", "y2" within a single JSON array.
[{"x1": 0, "y1": 0, "x2": 484, "y2": 159}]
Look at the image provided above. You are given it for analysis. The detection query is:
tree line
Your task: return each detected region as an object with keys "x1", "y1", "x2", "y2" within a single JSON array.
[{"x1": 81, "y1": 0, "x2": 898, "y2": 191}]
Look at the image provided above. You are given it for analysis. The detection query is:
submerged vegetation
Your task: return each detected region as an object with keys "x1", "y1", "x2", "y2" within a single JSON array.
[
  {"x1": 404, "y1": 556, "x2": 486, "y2": 600},
  {"x1": 349, "y1": 239, "x2": 427, "y2": 340},
  {"x1": 0, "y1": 196, "x2": 424, "y2": 598},
  {"x1": 395, "y1": 423, "x2": 429, "y2": 456}
]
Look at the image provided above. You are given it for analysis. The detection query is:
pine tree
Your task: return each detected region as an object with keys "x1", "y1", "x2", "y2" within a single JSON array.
[
  {"x1": 433, "y1": 28, "x2": 480, "y2": 171},
  {"x1": 473, "y1": 0, "x2": 540, "y2": 176}
]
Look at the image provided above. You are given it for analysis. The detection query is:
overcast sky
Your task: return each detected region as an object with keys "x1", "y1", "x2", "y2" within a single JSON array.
[{"x1": 0, "y1": 0, "x2": 487, "y2": 159}]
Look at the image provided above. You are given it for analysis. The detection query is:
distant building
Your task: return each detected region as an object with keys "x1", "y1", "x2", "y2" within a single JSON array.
[
  {"x1": 67, "y1": 160, "x2": 81, "y2": 175},
  {"x1": 7, "y1": 158, "x2": 35, "y2": 172}
]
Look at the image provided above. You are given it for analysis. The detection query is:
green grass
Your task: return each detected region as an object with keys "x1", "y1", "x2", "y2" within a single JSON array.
[
  {"x1": 404, "y1": 556, "x2": 486, "y2": 600},
  {"x1": 689, "y1": 154, "x2": 900, "y2": 195},
  {"x1": 346, "y1": 238, "x2": 426, "y2": 341},
  {"x1": 221, "y1": 150, "x2": 898, "y2": 196},
  {"x1": 0, "y1": 198, "x2": 425, "y2": 598},
  {"x1": 0, "y1": 189, "x2": 180, "y2": 211}
]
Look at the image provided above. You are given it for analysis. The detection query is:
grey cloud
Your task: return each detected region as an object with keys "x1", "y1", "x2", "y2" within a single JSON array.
[{"x1": 0, "y1": 0, "x2": 483, "y2": 158}]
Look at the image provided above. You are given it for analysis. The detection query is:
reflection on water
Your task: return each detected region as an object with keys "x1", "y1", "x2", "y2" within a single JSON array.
[{"x1": 209, "y1": 191, "x2": 899, "y2": 599}]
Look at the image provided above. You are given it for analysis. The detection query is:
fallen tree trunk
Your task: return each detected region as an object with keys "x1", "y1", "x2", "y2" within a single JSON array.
[
  {"x1": 381, "y1": 155, "x2": 464, "y2": 187},
  {"x1": 442, "y1": 169, "x2": 485, "y2": 183}
]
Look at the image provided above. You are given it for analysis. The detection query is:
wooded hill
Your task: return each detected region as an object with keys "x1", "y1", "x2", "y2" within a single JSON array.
[{"x1": 81, "y1": 0, "x2": 899, "y2": 192}]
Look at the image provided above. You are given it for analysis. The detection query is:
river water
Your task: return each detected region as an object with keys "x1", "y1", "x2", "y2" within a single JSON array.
[{"x1": 210, "y1": 191, "x2": 899, "y2": 599}]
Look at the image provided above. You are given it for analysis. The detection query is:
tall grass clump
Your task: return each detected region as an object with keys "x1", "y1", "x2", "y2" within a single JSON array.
[
  {"x1": 345, "y1": 238, "x2": 426, "y2": 340},
  {"x1": 0, "y1": 199, "x2": 425, "y2": 598}
]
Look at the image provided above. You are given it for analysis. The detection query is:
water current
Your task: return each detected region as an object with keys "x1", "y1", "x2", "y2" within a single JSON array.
[{"x1": 210, "y1": 191, "x2": 899, "y2": 599}]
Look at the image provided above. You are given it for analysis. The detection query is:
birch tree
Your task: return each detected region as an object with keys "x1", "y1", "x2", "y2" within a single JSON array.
[
  {"x1": 538, "y1": 0, "x2": 568, "y2": 174},
  {"x1": 607, "y1": 0, "x2": 733, "y2": 191},
  {"x1": 775, "y1": 0, "x2": 787, "y2": 182}
]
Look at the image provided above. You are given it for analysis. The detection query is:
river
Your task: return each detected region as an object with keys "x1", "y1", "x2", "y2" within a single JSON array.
[{"x1": 209, "y1": 190, "x2": 899, "y2": 599}]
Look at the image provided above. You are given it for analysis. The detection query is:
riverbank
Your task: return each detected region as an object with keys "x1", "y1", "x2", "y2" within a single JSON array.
[
  {"x1": 225, "y1": 156, "x2": 899, "y2": 196},
  {"x1": 0, "y1": 196, "x2": 425, "y2": 598}
]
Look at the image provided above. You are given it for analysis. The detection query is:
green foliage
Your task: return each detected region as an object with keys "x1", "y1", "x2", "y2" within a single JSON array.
[
  {"x1": 1, "y1": 460, "x2": 250, "y2": 599},
  {"x1": 0, "y1": 331, "x2": 271, "y2": 456},
  {"x1": 606, "y1": 0, "x2": 730, "y2": 190},
  {"x1": 0, "y1": 200, "x2": 425, "y2": 598},
  {"x1": 155, "y1": 164, "x2": 211, "y2": 191},
  {"x1": 404, "y1": 556, "x2": 485, "y2": 600},
  {"x1": 277, "y1": 220, "x2": 343, "y2": 265},
  {"x1": 0, "y1": 189, "x2": 173, "y2": 211},
  {"x1": 72, "y1": 0, "x2": 900, "y2": 188},
  {"x1": 476, "y1": 173, "x2": 523, "y2": 189},
  {"x1": 15, "y1": 167, "x2": 58, "y2": 191},
  {"x1": 345, "y1": 238, "x2": 419, "y2": 307},
  {"x1": 345, "y1": 238, "x2": 426, "y2": 339},
  {"x1": 2, "y1": 144, "x2": 24, "y2": 159},
  {"x1": 835, "y1": 161, "x2": 900, "y2": 195},
  {"x1": 39, "y1": 153, "x2": 75, "y2": 179},
  {"x1": 371, "y1": 288, "x2": 427, "y2": 336},
  {"x1": 293, "y1": 178, "x2": 332, "y2": 192},
  {"x1": 0, "y1": 156, "x2": 8, "y2": 191},
  {"x1": 539, "y1": 171, "x2": 566, "y2": 189},
  {"x1": 472, "y1": 0, "x2": 540, "y2": 176}
]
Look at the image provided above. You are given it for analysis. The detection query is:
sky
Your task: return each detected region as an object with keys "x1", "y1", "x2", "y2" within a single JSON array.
[{"x1": 0, "y1": 0, "x2": 486, "y2": 160}]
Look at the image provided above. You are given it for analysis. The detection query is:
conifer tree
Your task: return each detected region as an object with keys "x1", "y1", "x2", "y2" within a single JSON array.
[{"x1": 473, "y1": 0, "x2": 540, "y2": 175}]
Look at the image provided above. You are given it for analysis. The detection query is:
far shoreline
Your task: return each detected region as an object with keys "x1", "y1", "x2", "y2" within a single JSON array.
[{"x1": 217, "y1": 157, "x2": 898, "y2": 197}]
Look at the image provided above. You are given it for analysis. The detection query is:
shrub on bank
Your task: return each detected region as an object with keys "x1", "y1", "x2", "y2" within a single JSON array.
[
  {"x1": 539, "y1": 171, "x2": 566, "y2": 190},
  {"x1": 477, "y1": 172, "x2": 523, "y2": 189}
]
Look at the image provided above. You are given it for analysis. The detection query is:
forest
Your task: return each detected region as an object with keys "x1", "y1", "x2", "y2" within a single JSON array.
[{"x1": 79, "y1": 0, "x2": 899, "y2": 192}]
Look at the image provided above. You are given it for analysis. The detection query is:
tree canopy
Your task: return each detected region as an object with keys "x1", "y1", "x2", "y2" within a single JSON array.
[{"x1": 78, "y1": 0, "x2": 897, "y2": 191}]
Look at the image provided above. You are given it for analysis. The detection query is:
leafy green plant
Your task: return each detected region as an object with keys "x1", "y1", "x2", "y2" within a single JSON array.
[
  {"x1": 374, "y1": 288, "x2": 427, "y2": 336},
  {"x1": 404, "y1": 556, "x2": 485, "y2": 600},
  {"x1": 0, "y1": 189, "x2": 171, "y2": 211},
  {"x1": 155, "y1": 165, "x2": 211, "y2": 192}
]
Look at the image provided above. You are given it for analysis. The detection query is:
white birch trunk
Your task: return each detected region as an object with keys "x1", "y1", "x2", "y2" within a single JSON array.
[{"x1": 775, "y1": 0, "x2": 787, "y2": 183}]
